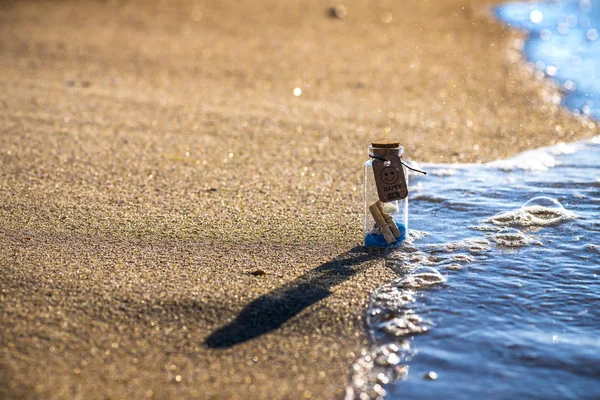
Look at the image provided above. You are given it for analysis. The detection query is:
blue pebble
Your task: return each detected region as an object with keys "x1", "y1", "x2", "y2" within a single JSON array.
[
  {"x1": 364, "y1": 222, "x2": 407, "y2": 248},
  {"x1": 364, "y1": 232, "x2": 389, "y2": 247}
]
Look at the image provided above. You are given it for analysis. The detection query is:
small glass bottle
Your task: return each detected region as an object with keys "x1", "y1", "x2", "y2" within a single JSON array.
[{"x1": 363, "y1": 140, "x2": 409, "y2": 247}]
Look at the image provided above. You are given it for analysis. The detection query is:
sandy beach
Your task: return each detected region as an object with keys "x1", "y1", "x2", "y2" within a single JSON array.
[{"x1": 1, "y1": 0, "x2": 597, "y2": 398}]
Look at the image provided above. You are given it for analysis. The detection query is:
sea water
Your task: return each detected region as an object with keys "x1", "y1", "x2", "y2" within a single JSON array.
[
  {"x1": 495, "y1": 0, "x2": 600, "y2": 118},
  {"x1": 347, "y1": 137, "x2": 600, "y2": 400},
  {"x1": 345, "y1": 2, "x2": 600, "y2": 398}
]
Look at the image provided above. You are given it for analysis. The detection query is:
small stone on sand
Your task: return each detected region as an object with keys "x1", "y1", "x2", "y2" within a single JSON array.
[{"x1": 327, "y1": 5, "x2": 347, "y2": 19}]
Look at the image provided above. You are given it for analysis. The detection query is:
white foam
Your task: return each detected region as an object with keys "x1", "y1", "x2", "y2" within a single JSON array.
[
  {"x1": 487, "y1": 148, "x2": 557, "y2": 171},
  {"x1": 444, "y1": 264, "x2": 463, "y2": 271},
  {"x1": 490, "y1": 228, "x2": 538, "y2": 247},
  {"x1": 397, "y1": 267, "x2": 446, "y2": 289},
  {"x1": 428, "y1": 168, "x2": 459, "y2": 176},
  {"x1": 452, "y1": 254, "x2": 476, "y2": 263},
  {"x1": 434, "y1": 238, "x2": 492, "y2": 254},
  {"x1": 489, "y1": 196, "x2": 577, "y2": 227},
  {"x1": 486, "y1": 140, "x2": 591, "y2": 172},
  {"x1": 377, "y1": 313, "x2": 428, "y2": 337}
]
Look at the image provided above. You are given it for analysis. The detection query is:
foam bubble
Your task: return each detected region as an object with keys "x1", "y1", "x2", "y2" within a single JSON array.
[
  {"x1": 491, "y1": 228, "x2": 536, "y2": 247},
  {"x1": 388, "y1": 238, "x2": 486, "y2": 275},
  {"x1": 489, "y1": 196, "x2": 577, "y2": 227},
  {"x1": 371, "y1": 286, "x2": 415, "y2": 308},
  {"x1": 397, "y1": 267, "x2": 446, "y2": 289},
  {"x1": 444, "y1": 264, "x2": 463, "y2": 271},
  {"x1": 377, "y1": 313, "x2": 428, "y2": 337},
  {"x1": 444, "y1": 238, "x2": 492, "y2": 254},
  {"x1": 472, "y1": 223, "x2": 503, "y2": 232},
  {"x1": 387, "y1": 250, "x2": 435, "y2": 266},
  {"x1": 452, "y1": 254, "x2": 475, "y2": 263},
  {"x1": 427, "y1": 238, "x2": 492, "y2": 255}
]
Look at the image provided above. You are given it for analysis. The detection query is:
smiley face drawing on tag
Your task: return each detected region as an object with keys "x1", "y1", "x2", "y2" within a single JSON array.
[
  {"x1": 372, "y1": 153, "x2": 408, "y2": 202},
  {"x1": 380, "y1": 166, "x2": 399, "y2": 184}
]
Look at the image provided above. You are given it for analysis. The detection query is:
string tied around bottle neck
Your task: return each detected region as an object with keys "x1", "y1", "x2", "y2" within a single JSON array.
[{"x1": 369, "y1": 154, "x2": 427, "y2": 175}]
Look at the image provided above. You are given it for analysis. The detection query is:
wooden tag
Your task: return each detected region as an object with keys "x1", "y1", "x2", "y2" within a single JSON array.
[{"x1": 372, "y1": 154, "x2": 408, "y2": 202}]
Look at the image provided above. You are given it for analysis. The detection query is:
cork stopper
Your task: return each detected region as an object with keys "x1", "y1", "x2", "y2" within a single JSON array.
[{"x1": 371, "y1": 139, "x2": 400, "y2": 148}]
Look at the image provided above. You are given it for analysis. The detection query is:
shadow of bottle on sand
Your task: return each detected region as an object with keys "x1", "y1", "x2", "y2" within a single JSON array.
[{"x1": 204, "y1": 246, "x2": 382, "y2": 349}]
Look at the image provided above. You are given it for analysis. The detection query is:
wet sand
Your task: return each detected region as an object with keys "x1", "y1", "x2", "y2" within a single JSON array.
[{"x1": 0, "y1": 0, "x2": 597, "y2": 399}]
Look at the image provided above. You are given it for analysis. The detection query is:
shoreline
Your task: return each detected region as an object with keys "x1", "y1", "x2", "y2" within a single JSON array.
[
  {"x1": 348, "y1": 134, "x2": 600, "y2": 399},
  {"x1": 0, "y1": 0, "x2": 598, "y2": 399}
]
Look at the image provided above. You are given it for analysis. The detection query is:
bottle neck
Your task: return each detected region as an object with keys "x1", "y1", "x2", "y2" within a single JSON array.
[{"x1": 368, "y1": 146, "x2": 403, "y2": 159}]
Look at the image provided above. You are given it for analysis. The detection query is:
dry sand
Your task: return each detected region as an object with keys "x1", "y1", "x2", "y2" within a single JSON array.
[{"x1": 0, "y1": 0, "x2": 597, "y2": 399}]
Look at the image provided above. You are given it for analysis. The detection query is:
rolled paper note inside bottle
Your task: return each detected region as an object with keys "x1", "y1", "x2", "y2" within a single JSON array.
[
  {"x1": 376, "y1": 201, "x2": 402, "y2": 239},
  {"x1": 369, "y1": 202, "x2": 396, "y2": 245}
]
